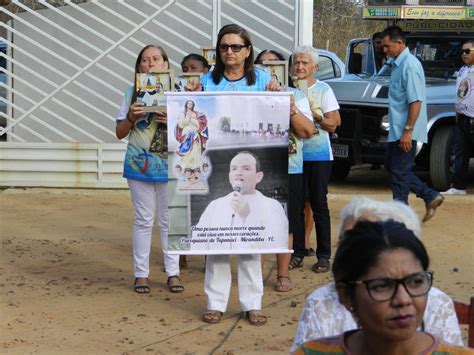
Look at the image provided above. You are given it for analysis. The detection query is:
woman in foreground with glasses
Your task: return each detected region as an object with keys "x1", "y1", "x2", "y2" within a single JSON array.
[{"x1": 293, "y1": 220, "x2": 472, "y2": 354}]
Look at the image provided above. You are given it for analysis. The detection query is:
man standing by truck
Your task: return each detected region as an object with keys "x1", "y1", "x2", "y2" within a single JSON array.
[
  {"x1": 442, "y1": 40, "x2": 474, "y2": 196},
  {"x1": 382, "y1": 25, "x2": 443, "y2": 222}
]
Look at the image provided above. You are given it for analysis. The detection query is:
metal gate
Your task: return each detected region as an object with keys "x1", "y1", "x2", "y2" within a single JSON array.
[{"x1": 0, "y1": 0, "x2": 313, "y2": 187}]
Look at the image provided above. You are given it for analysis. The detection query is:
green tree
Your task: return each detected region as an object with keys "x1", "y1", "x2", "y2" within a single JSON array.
[{"x1": 313, "y1": 0, "x2": 385, "y2": 60}]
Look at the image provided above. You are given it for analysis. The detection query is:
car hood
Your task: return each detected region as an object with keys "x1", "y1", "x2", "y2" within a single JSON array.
[{"x1": 327, "y1": 75, "x2": 455, "y2": 105}]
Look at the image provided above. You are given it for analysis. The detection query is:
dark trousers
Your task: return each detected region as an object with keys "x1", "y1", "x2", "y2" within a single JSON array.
[
  {"x1": 453, "y1": 114, "x2": 473, "y2": 190},
  {"x1": 288, "y1": 174, "x2": 304, "y2": 236},
  {"x1": 294, "y1": 161, "x2": 332, "y2": 260},
  {"x1": 384, "y1": 141, "x2": 438, "y2": 204}
]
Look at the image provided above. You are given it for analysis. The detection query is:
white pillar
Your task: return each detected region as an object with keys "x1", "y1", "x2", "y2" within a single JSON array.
[{"x1": 297, "y1": 0, "x2": 314, "y2": 46}]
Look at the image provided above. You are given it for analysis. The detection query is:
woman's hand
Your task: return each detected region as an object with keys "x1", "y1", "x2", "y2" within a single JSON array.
[
  {"x1": 185, "y1": 80, "x2": 202, "y2": 92},
  {"x1": 154, "y1": 110, "x2": 167, "y2": 125},
  {"x1": 265, "y1": 80, "x2": 281, "y2": 92},
  {"x1": 311, "y1": 108, "x2": 323, "y2": 123},
  {"x1": 290, "y1": 95, "x2": 296, "y2": 115},
  {"x1": 128, "y1": 102, "x2": 145, "y2": 122}
]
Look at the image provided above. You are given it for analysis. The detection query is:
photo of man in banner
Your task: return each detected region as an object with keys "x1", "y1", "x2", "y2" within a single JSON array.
[{"x1": 190, "y1": 150, "x2": 288, "y2": 253}]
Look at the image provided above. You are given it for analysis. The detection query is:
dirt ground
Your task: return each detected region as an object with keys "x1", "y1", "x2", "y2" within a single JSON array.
[{"x1": 1, "y1": 167, "x2": 473, "y2": 354}]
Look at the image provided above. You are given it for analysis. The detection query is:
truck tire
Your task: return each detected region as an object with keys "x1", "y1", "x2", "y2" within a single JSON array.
[
  {"x1": 429, "y1": 125, "x2": 454, "y2": 191},
  {"x1": 331, "y1": 161, "x2": 351, "y2": 182}
]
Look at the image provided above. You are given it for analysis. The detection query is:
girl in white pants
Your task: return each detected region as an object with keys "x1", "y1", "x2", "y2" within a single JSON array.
[
  {"x1": 128, "y1": 180, "x2": 179, "y2": 280},
  {"x1": 116, "y1": 44, "x2": 181, "y2": 293}
]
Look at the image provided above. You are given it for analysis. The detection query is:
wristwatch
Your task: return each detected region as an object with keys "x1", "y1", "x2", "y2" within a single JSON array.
[{"x1": 404, "y1": 125, "x2": 414, "y2": 132}]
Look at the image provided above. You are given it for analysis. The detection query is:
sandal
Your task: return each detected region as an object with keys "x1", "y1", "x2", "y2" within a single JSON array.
[
  {"x1": 311, "y1": 258, "x2": 330, "y2": 273},
  {"x1": 134, "y1": 277, "x2": 150, "y2": 294},
  {"x1": 275, "y1": 276, "x2": 292, "y2": 292},
  {"x1": 289, "y1": 256, "x2": 303, "y2": 270},
  {"x1": 246, "y1": 310, "x2": 267, "y2": 326},
  {"x1": 202, "y1": 310, "x2": 223, "y2": 324},
  {"x1": 167, "y1": 276, "x2": 184, "y2": 293}
]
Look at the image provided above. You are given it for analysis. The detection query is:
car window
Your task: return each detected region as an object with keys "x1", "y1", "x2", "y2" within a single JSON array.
[
  {"x1": 407, "y1": 38, "x2": 463, "y2": 78},
  {"x1": 348, "y1": 40, "x2": 376, "y2": 76},
  {"x1": 313, "y1": 55, "x2": 341, "y2": 81}
]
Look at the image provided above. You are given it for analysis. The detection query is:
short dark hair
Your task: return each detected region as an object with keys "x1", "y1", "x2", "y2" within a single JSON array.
[
  {"x1": 463, "y1": 39, "x2": 474, "y2": 47},
  {"x1": 382, "y1": 25, "x2": 406, "y2": 45},
  {"x1": 333, "y1": 220, "x2": 429, "y2": 300},
  {"x1": 234, "y1": 150, "x2": 262, "y2": 172},
  {"x1": 372, "y1": 32, "x2": 383, "y2": 41},
  {"x1": 181, "y1": 53, "x2": 210, "y2": 71},
  {"x1": 212, "y1": 24, "x2": 256, "y2": 85},
  {"x1": 254, "y1": 50, "x2": 286, "y2": 64}
]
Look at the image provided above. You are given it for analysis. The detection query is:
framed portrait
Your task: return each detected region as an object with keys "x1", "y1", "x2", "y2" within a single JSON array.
[
  {"x1": 135, "y1": 70, "x2": 174, "y2": 112},
  {"x1": 292, "y1": 76, "x2": 308, "y2": 97},
  {"x1": 175, "y1": 72, "x2": 203, "y2": 92},
  {"x1": 262, "y1": 60, "x2": 288, "y2": 90},
  {"x1": 201, "y1": 47, "x2": 217, "y2": 65}
]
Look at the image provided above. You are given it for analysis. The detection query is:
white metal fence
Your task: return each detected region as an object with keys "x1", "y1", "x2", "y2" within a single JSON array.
[{"x1": 0, "y1": 0, "x2": 312, "y2": 187}]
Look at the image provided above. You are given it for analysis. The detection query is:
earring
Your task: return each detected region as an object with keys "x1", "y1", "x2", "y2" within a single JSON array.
[{"x1": 349, "y1": 306, "x2": 354, "y2": 311}]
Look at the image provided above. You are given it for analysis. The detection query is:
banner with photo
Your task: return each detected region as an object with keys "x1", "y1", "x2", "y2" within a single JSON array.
[{"x1": 166, "y1": 92, "x2": 291, "y2": 255}]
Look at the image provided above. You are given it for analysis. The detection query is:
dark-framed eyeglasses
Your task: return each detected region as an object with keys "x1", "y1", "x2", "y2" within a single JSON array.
[
  {"x1": 219, "y1": 44, "x2": 248, "y2": 53},
  {"x1": 348, "y1": 271, "x2": 433, "y2": 302},
  {"x1": 461, "y1": 48, "x2": 474, "y2": 56}
]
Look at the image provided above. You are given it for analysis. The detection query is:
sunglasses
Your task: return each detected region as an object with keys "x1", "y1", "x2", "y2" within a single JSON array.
[
  {"x1": 219, "y1": 44, "x2": 248, "y2": 53},
  {"x1": 461, "y1": 48, "x2": 474, "y2": 55}
]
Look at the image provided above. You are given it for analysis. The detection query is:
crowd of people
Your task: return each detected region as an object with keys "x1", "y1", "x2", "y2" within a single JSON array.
[{"x1": 115, "y1": 23, "x2": 473, "y2": 352}]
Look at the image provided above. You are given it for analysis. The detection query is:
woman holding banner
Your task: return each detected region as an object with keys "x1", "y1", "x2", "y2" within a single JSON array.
[
  {"x1": 188, "y1": 24, "x2": 312, "y2": 326},
  {"x1": 115, "y1": 45, "x2": 183, "y2": 294},
  {"x1": 189, "y1": 24, "x2": 274, "y2": 326}
]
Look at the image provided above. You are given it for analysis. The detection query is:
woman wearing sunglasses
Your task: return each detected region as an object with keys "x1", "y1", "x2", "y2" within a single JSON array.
[
  {"x1": 187, "y1": 24, "x2": 311, "y2": 326},
  {"x1": 293, "y1": 220, "x2": 472, "y2": 354}
]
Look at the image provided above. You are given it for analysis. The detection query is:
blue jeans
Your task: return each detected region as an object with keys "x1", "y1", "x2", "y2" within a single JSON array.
[
  {"x1": 452, "y1": 114, "x2": 473, "y2": 190},
  {"x1": 384, "y1": 141, "x2": 438, "y2": 205}
]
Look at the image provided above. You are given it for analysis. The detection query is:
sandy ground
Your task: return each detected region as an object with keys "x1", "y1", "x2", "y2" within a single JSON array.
[{"x1": 1, "y1": 167, "x2": 473, "y2": 354}]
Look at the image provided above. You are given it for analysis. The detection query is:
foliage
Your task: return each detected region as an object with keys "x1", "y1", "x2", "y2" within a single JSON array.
[{"x1": 313, "y1": 0, "x2": 386, "y2": 61}]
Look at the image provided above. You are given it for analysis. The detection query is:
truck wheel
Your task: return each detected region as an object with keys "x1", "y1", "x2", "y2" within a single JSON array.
[
  {"x1": 331, "y1": 161, "x2": 351, "y2": 181},
  {"x1": 429, "y1": 125, "x2": 454, "y2": 191}
]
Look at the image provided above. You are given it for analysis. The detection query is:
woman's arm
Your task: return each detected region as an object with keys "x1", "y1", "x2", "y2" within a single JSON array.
[
  {"x1": 312, "y1": 110, "x2": 341, "y2": 134},
  {"x1": 116, "y1": 102, "x2": 146, "y2": 140},
  {"x1": 290, "y1": 94, "x2": 314, "y2": 138},
  {"x1": 312, "y1": 87, "x2": 341, "y2": 133}
]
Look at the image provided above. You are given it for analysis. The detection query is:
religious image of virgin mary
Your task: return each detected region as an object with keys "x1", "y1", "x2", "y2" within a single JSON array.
[{"x1": 174, "y1": 100, "x2": 209, "y2": 172}]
